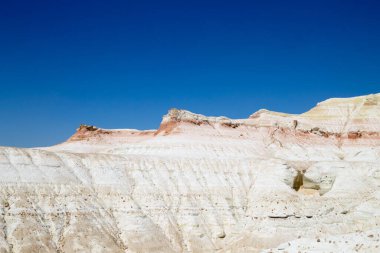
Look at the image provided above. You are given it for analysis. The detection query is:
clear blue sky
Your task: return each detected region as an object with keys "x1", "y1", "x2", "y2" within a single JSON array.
[{"x1": 0, "y1": 0, "x2": 379, "y2": 147}]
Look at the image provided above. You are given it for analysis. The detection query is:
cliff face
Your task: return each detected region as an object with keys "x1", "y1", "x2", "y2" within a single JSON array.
[{"x1": 0, "y1": 94, "x2": 380, "y2": 252}]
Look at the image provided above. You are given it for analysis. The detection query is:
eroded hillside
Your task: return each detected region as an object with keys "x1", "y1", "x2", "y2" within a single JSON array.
[{"x1": 0, "y1": 94, "x2": 380, "y2": 252}]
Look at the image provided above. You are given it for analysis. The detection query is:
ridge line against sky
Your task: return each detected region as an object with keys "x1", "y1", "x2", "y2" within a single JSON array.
[{"x1": 0, "y1": 0, "x2": 379, "y2": 147}]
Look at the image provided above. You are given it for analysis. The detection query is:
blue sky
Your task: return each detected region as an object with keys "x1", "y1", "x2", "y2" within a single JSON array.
[{"x1": 0, "y1": 0, "x2": 379, "y2": 147}]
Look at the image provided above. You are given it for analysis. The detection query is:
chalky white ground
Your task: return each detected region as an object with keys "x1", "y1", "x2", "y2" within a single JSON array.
[{"x1": 1, "y1": 94, "x2": 380, "y2": 252}]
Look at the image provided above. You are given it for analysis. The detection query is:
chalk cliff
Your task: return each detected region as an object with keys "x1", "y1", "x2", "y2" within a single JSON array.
[{"x1": 0, "y1": 94, "x2": 380, "y2": 252}]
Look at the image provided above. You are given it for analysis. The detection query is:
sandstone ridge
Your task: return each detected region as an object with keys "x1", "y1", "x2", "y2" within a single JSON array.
[{"x1": 65, "y1": 93, "x2": 380, "y2": 147}]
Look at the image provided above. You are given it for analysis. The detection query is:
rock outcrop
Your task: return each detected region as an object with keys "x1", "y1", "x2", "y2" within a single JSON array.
[{"x1": 0, "y1": 93, "x2": 380, "y2": 252}]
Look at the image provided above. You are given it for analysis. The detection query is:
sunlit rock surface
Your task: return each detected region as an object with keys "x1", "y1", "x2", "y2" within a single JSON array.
[{"x1": 0, "y1": 93, "x2": 380, "y2": 252}]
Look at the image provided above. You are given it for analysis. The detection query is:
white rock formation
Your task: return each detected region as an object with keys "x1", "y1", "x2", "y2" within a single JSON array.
[{"x1": 0, "y1": 94, "x2": 380, "y2": 252}]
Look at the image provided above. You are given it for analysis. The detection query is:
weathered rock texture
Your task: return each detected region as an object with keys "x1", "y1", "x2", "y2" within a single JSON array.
[{"x1": 1, "y1": 94, "x2": 380, "y2": 252}]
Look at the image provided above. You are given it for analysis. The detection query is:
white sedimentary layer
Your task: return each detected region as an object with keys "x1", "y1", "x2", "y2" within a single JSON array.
[{"x1": 0, "y1": 94, "x2": 380, "y2": 252}]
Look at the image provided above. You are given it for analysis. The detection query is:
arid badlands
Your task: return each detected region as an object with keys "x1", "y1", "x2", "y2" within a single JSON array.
[{"x1": 1, "y1": 93, "x2": 380, "y2": 253}]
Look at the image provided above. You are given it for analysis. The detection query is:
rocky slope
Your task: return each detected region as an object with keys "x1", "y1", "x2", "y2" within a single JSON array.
[{"x1": 0, "y1": 93, "x2": 380, "y2": 252}]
